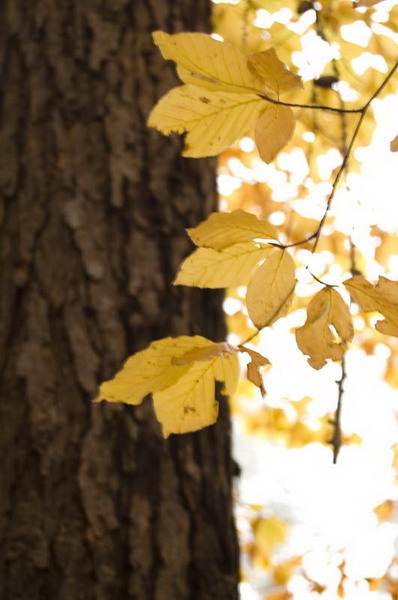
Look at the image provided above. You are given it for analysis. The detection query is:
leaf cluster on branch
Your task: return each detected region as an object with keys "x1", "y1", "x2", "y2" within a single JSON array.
[{"x1": 96, "y1": 17, "x2": 398, "y2": 455}]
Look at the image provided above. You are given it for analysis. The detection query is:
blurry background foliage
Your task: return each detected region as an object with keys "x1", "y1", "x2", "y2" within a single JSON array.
[{"x1": 211, "y1": 1, "x2": 398, "y2": 599}]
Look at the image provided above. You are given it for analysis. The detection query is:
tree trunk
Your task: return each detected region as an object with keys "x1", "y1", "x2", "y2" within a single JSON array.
[{"x1": 0, "y1": 2, "x2": 239, "y2": 599}]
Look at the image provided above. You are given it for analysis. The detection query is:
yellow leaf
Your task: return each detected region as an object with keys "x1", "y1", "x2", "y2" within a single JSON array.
[
  {"x1": 295, "y1": 288, "x2": 353, "y2": 370},
  {"x1": 344, "y1": 275, "x2": 398, "y2": 337},
  {"x1": 95, "y1": 336, "x2": 211, "y2": 405},
  {"x1": 246, "y1": 249, "x2": 296, "y2": 328},
  {"x1": 374, "y1": 499, "x2": 394, "y2": 521},
  {"x1": 254, "y1": 517, "x2": 287, "y2": 555},
  {"x1": 187, "y1": 209, "x2": 279, "y2": 249},
  {"x1": 153, "y1": 352, "x2": 240, "y2": 437},
  {"x1": 390, "y1": 134, "x2": 398, "y2": 152},
  {"x1": 148, "y1": 85, "x2": 263, "y2": 157},
  {"x1": 273, "y1": 558, "x2": 301, "y2": 586},
  {"x1": 247, "y1": 48, "x2": 302, "y2": 97},
  {"x1": 174, "y1": 242, "x2": 273, "y2": 288},
  {"x1": 240, "y1": 346, "x2": 270, "y2": 396},
  {"x1": 152, "y1": 31, "x2": 263, "y2": 94},
  {"x1": 173, "y1": 342, "x2": 238, "y2": 364},
  {"x1": 255, "y1": 104, "x2": 296, "y2": 163}
]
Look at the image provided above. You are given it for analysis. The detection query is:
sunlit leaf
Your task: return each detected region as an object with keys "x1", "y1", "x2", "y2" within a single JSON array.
[
  {"x1": 344, "y1": 275, "x2": 398, "y2": 337},
  {"x1": 248, "y1": 48, "x2": 302, "y2": 96},
  {"x1": 153, "y1": 350, "x2": 239, "y2": 437},
  {"x1": 187, "y1": 209, "x2": 279, "y2": 249},
  {"x1": 255, "y1": 105, "x2": 296, "y2": 163},
  {"x1": 295, "y1": 288, "x2": 354, "y2": 370},
  {"x1": 173, "y1": 341, "x2": 238, "y2": 364},
  {"x1": 96, "y1": 335, "x2": 239, "y2": 438},
  {"x1": 246, "y1": 249, "x2": 296, "y2": 328},
  {"x1": 95, "y1": 336, "x2": 211, "y2": 405},
  {"x1": 153, "y1": 30, "x2": 263, "y2": 94},
  {"x1": 240, "y1": 346, "x2": 270, "y2": 396},
  {"x1": 148, "y1": 85, "x2": 263, "y2": 157},
  {"x1": 174, "y1": 242, "x2": 273, "y2": 288}
]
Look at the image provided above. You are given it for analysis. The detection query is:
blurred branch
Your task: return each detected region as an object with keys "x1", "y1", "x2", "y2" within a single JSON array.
[
  {"x1": 330, "y1": 356, "x2": 347, "y2": 464},
  {"x1": 241, "y1": 0, "x2": 251, "y2": 52}
]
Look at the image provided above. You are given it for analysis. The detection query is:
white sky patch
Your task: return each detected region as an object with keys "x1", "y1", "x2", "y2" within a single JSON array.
[
  {"x1": 332, "y1": 80, "x2": 360, "y2": 102},
  {"x1": 227, "y1": 157, "x2": 256, "y2": 183},
  {"x1": 269, "y1": 210, "x2": 286, "y2": 226},
  {"x1": 272, "y1": 8, "x2": 293, "y2": 25},
  {"x1": 238, "y1": 582, "x2": 260, "y2": 600},
  {"x1": 254, "y1": 9, "x2": 273, "y2": 30},
  {"x1": 272, "y1": 181, "x2": 298, "y2": 203},
  {"x1": 352, "y1": 52, "x2": 388, "y2": 75},
  {"x1": 372, "y1": 21, "x2": 398, "y2": 42},
  {"x1": 285, "y1": 8, "x2": 316, "y2": 35},
  {"x1": 294, "y1": 181, "x2": 332, "y2": 220},
  {"x1": 240, "y1": 137, "x2": 256, "y2": 153},
  {"x1": 223, "y1": 297, "x2": 243, "y2": 316},
  {"x1": 387, "y1": 254, "x2": 398, "y2": 274},
  {"x1": 344, "y1": 522, "x2": 398, "y2": 579},
  {"x1": 345, "y1": 95, "x2": 398, "y2": 234},
  {"x1": 316, "y1": 148, "x2": 342, "y2": 180},
  {"x1": 277, "y1": 148, "x2": 310, "y2": 184},
  {"x1": 292, "y1": 31, "x2": 340, "y2": 81},
  {"x1": 217, "y1": 173, "x2": 241, "y2": 196},
  {"x1": 341, "y1": 21, "x2": 373, "y2": 47},
  {"x1": 302, "y1": 131, "x2": 315, "y2": 142}
]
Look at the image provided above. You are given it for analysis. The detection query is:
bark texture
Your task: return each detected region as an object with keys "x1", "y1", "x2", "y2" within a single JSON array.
[{"x1": 0, "y1": 1, "x2": 239, "y2": 599}]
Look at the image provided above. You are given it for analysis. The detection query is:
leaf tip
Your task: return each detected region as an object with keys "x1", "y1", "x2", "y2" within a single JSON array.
[{"x1": 152, "y1": 30, "x2": 167, "y2": 45}]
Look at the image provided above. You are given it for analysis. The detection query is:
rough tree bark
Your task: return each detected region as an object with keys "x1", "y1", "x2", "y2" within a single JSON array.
[{"x1": 0, "y1": 2, "x2": 239, "y2": 599}]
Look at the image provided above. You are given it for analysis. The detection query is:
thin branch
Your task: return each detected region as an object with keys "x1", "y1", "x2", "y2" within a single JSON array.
[
  {"x1": 258, "y1": 58, "x2": 397, "y2": 116},
  {"x1": 283, "y1": 233, "x2": 316, "y2": 248},
  {"x1": 311, "y1": 59, "x2": 398, "y2": 254},
  {"x1": 311, "y1": 110, "x2": 366, "y2": 254},
  {"x1": 278, "y1": 60, "x2": 398, "y2": 255},
  {"x1": 306, "y1": 270, "x2": 337, "y2": 288},
  {"x1": 259, "y1": 92, "x2": 363, "y2": 114},
  {"x1": 329, "y1": 356, "x2": 347, "y2": 464},
  {"x1": 349, "y1": 237, "x2": 361, "y2": 276}
]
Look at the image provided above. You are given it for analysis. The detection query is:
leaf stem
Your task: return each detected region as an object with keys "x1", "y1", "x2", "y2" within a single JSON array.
[{"x1": 259, "y1": 60, "x2": 397, "y2": 115}]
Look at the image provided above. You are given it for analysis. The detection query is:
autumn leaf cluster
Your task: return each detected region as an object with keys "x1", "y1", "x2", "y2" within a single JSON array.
[{"x1": 96, "y1": 16, "x2": 398, "y2": 440}]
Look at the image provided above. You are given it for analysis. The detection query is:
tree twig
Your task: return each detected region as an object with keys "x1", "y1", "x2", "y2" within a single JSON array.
[
  {"x1": 276, "y1": 60, "x2": 398, "y2": 254},
  {"x1": 329, "y1": 356, "x2": 347, "y2": 464},
  {"x1": 259, "y1": 92, "x2": 363, "y2": 114},
  {"x1": 311, "y1": 59, "x2": 398, "y2": 254}
]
